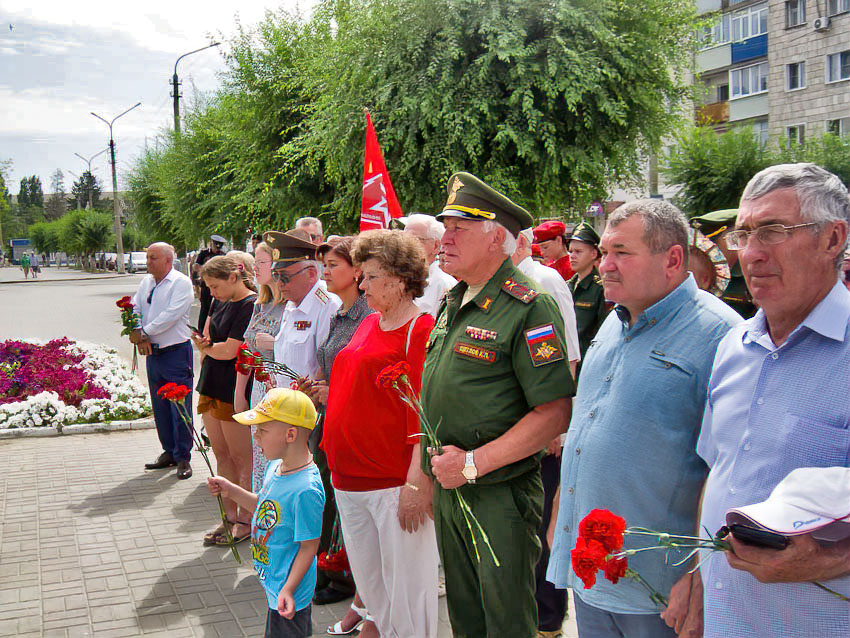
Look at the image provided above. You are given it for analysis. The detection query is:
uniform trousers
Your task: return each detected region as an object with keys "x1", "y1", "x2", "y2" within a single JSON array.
[
  {"x1": 146, "y1": 341, "x2": 194, "y2": 462},
  {"x1": 435, "y1": 471, "x2": 543, "y2": 638},
  {"x1": 535, "y1": 453, "x2": 569, "y2": 631},
  {"x1": 335, "y1": 486, "x2": 439, "y2": 638}
]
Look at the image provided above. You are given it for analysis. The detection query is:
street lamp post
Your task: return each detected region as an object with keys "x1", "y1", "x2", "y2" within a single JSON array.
[
  {"x1": 91, "y1": 102, "x2": 141, "y2": 274},
  {"x1": 172, "y1": 42, "x2": 221, "y2": 135},
  {"x1": 73, "y1": 148, "x2": 107, "y2": 210}
]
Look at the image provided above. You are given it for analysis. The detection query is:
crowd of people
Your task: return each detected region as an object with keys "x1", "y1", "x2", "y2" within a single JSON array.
[{"x1": 126, "y1": 163, "x2": 850, "y2": 638}]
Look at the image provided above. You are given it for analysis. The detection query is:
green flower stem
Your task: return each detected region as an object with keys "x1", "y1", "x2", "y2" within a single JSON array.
[
  {"x1": 175, "y1": 402, "x2": 241, "y2": 564},
  {"x1": 812, "y1": 581, "x2": 850, "y2": 603},
  {"x1": 625, "y1": 568, "x2": 668, "y2": 607}
]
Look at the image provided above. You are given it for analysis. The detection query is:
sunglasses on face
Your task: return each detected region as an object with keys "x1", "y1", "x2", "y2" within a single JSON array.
[{"x1": 272, "y1": 266, "x2": 311, "y2": 284}]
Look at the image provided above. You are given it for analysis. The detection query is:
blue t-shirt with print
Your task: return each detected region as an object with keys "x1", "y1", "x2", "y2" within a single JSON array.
[{"x1": 251, "y1": 460, "x2": 325, "y2": 611}]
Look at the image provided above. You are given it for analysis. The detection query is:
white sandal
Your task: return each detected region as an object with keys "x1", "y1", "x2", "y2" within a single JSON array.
[{"x1": 327, "y1": 602, "x2": 369, "y2": 635}]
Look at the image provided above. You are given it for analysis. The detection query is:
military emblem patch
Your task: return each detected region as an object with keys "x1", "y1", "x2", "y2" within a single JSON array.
[
  {"x1": 502, "y1": 279, "x2": 538, "y2": 303},
  {"x1": 478, "y1": 296, "x2": 494, "y2": 311},
  {"x1": 465, "y1": 326, "x2": 498, "y2": 341},
  {"x1": 294, "y1": 321, "x2": 312, "y2": 330},
  {"x1": 447, "y1": 176, "x2": 464, "y2": 205},
  {"x1": 524, "y1": 323, "x2": 564, "y2": 366},
  {"x1": 273, "y1": 248, "x2": 281, "y2": 260},
  {"x1": 453, "y1": 342, "x2": 496, "y2": 363}
]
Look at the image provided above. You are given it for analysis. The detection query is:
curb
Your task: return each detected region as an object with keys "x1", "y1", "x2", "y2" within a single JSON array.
[
  {"x1": 0, "y1": 273, "x2": 134, "y2": 285},
  {"x1": 0, "y1": 416, "x2": 155, "y2": 439}
]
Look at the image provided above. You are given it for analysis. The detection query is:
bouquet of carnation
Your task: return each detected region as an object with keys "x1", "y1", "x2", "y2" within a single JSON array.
[
  {"x1": 116, "y1": 296, "x2": 141, "y2": 371},
  {"x1": 236, "y1": 343, "x2": 299, "y2": 386},
  {"x1": 377, "y1": 362, "x2": 499, "y2": 566},
  {"x1": 572, "y1": 508, "x2": 848, "y2": 606},
  {"x1": 157, "y1": 382, "x2": 241, "y2": 563},
  {"x1": 317, "y1": 515, "x2": 351, "y2": 574}
]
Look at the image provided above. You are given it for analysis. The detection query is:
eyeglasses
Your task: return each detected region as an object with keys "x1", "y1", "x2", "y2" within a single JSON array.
[
  {"x1": 725, "y1": 222, "x2": 820, "y2": 251},
  {"x1": 272, "y1": 266, "x2": 311, "y2": 284}
]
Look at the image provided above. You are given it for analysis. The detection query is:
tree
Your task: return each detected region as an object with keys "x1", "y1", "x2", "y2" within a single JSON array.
[
  {"x1": 45, "y1": 169, "x2": 67, "y2": 220},
  {"x1": 16, "y1": 175, "x2": 45, "y2": 226},
  {"x1": 71, "y1": 171, "x2": 102, "y2": 210}
]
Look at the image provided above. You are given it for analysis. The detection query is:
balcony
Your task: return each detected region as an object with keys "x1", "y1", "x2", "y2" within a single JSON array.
[
  {"x1": 696, "y1": 101, "x2": 730, "y2": 123},
  {"x1": 731, "y1": 34, "x2": 768, "y2": 64}
]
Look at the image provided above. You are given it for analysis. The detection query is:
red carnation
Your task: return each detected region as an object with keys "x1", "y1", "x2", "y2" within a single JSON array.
[
  {"x1": 571, "y1": 536, "x2": 608, "y2": 589},
  {"x1": 376, "y1": 361, "x2": 412, "y2": 388},
  {"x1": 157, "y1": 382, "x2": 178, "y2": 400},
  {"x1": 237, "y1": 343, "x2": 253, "y2": 365},
  {"x1": 235, "y1": 362, "x2": 252, "y2": 375},
  {"x1": 116, "y1": 296, "x2": 133, "y2": 309},
  {"x1": 603, "y1": 555, "x2": 629, "y2": 584},
  {"x1": 579, "y1": 509, "x2": 626, "y2": 554},
  {"x1": 167, "y1": 384, "x2": 191, "y2": 401},
  {"x1": 255, "y1": 368, "x2": 270, "y2": 383}
]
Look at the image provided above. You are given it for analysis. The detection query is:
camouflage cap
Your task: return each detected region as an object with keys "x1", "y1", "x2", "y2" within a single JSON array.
[{"x1": 436, "y1": 172, "x2": 533, "y2": 238}]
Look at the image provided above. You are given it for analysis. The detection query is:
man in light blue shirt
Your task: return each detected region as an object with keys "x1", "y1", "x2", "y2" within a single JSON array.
[
  {"x1": 547, "y1": 199, "x2": 740, "y2": 637},
  {"x1": 681, "y1": 164, "x2": 850, "y2": 638}
]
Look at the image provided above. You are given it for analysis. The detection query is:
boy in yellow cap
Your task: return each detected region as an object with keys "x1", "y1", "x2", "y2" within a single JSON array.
[{"x1": 208, "y1": 388, "x2": 325, "y2": 638}]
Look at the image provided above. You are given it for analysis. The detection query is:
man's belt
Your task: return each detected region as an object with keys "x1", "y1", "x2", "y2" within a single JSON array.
[{"x1": 150, "y1": 341, "x2": 190, "y2": 355}]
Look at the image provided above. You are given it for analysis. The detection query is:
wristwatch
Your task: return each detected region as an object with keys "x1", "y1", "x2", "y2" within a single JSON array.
[{"x1": 461, "y1": 450, "x2": 478, "y2": 484}]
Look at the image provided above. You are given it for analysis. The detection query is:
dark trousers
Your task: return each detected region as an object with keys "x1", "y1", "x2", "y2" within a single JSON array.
[
  {"x1": 198, "y1": 286, "x2": 213, "y2": 333},
  {"x1": 265, "y1": 605, "x2": 312, "y2": 638},
  {"x1": 435, "y1": 471, "x2": 543, "y2": 638},
  {"x1": 146, "y1": 341, "x2": 194, "y2": 462},
  {"x1": 536, "y1": 453, "x2": 569, "y2": 631}
]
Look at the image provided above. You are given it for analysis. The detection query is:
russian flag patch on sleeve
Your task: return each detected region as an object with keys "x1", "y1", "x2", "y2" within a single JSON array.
[{"x1": 524, "y1": 323, "x2": 565, "y2": 367}]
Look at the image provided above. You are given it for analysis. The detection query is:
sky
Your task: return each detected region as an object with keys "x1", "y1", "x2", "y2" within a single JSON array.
[{"x1": 0, "y1": 0, "x2": 314, "y2": 195}]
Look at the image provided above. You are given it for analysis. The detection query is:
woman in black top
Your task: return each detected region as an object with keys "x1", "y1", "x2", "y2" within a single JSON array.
[{"x1": 192, "y1": 253, "x2": 257, "y2": 546}]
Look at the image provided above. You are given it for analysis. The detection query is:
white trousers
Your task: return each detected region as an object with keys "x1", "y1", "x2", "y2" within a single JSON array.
[{"x1": 335, "y1": 486, "x2": 439, "y2": 638}]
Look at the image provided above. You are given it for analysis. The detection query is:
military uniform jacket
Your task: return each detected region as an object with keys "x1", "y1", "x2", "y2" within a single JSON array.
[
  {"x1": 422, "y1": 259, "x2": 576, "y2": 485},
  {"x1": 568, "y1": 268, "x2": 610, "y2": 359},
  {"x1": 721, "y1": 262, "x2": 757, "y2": 319}
]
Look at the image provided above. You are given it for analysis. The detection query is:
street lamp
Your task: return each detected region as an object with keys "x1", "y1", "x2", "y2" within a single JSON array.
[
  {"x1": 91, "y1": 102, "x2": 141, "y2": 274},
  {"x1": 172, "y1": 42, "x2": 221, "y2": 134},
  {"x1": 73, "y1": 148, "x2": 107, "y2": 209}
]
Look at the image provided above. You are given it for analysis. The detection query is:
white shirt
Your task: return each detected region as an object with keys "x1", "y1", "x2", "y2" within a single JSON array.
[
  {"x1": 273, "y1": 280, "x2": 341, "y2": 383},
  {"x1": 131, "y1": 268, "x2": 194, "y2": 348},
  {"x1": 415, "y1": 260, "x2": 457, "y2": 317},
  {"x1": 516, "y1": 256, "x2": 580, "y2": 362}
]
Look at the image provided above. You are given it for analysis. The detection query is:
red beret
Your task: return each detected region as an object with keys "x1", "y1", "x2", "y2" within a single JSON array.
[{"x1": 533, "y1": 220, "x2": 566, "y2": 243}]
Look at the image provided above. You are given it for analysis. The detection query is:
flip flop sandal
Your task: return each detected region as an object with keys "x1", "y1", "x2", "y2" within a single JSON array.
[
  {"x1": 215, "y1": 520, "x2": 251, "y2": 546},
  {"x1": 203, "y1": 520, "x2": 232, "y2": 546}
]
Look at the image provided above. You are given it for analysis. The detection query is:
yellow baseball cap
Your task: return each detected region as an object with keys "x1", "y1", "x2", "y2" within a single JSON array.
[{"x1": 233, "y1": 388, "x2": 317, "y2": 430}]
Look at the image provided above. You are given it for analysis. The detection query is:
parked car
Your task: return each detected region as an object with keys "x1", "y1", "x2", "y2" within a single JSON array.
[{"x1": 127, "y1": 252, "x2": 148, "y2": 273}]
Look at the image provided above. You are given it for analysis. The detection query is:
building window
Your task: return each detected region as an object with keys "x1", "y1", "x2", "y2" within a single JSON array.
[
  {"x1": 732, "y1": 2, "x2": 769, "y2": 41},
  {"x1": 752, "y1": 120, "x2": 769, "y2": 146},
  {"x1": 827, "y1": 117, "x2": 850, "y2": 136},
  {"x1": 827, "y1": 51, "x2": 850, "y2": 83},
  {"x1": 828, "y1": 0, "x2": 850, "y2": 16},
  {"x1": 701, "y1": 13, "x2": 731, "y2": 48},
  {"x1": 717, "y1": 84, "x2": 730, "y2": 102},
  {"x1": 786, "y1": 0, "x2": 806, "y2": 26},
  {"x1": 731, "y1": 62, "x2": 769, "y2": 98},
  {"x1": 787, "y1": 124, "x2": 806, "y2": 144},
  {"x1": 787, "y1": 62, "x2": 806, "y2": 90}
]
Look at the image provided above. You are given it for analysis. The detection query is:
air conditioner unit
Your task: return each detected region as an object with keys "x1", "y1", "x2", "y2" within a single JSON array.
[{"x1": 814, "y1": 16, "x2": 831, "y2": 31}]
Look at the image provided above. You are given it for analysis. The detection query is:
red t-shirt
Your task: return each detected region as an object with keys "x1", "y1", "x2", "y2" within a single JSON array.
[
  {"x1": 547, "y1": 255, "x2": 574, "y2": 281},
  {"x1": 322, "y1": 312, "x2": 435, "y2": 492}
]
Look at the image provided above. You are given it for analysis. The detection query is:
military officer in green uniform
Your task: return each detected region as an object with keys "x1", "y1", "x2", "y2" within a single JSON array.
[
  {"x1": 566, "y1": 222, "x2": 610, "y2": 363},
  {"x1": 691, "y1": 209, "x2": 757, "y2": 318},
  {"x1": 423, "y1": 172, "x2": 575, "y2": 638}
]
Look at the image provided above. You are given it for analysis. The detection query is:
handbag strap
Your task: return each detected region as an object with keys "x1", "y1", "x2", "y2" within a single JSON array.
[{"x1": 405, "y1": 312, "x2": 428, "y2": 358}]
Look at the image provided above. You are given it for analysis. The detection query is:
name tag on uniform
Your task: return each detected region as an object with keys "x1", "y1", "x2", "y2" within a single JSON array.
[
  {"x1": 294, "y1": 321, "x2": 312, "y2": 331},
  {"x1": 575, "y1": 301, "x2": 593, "y2": 309},
  {"x1": 454, "y1": 342, "x2": 496, "y2": 363},
  {"x1": 465, "y1": 326, "x2": 498, "y2": 341},
  {"x1": 525, "y1": 323, "x2": 564, "y2": 367}
]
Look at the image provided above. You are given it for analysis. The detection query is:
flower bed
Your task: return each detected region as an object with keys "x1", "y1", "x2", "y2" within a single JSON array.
[{"x1": 0, "y1": 338, "x2": 151, "y2": 430}]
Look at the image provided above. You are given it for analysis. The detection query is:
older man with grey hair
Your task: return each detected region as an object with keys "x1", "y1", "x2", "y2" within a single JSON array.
[
  {"x1": 663, "y1": 164, "x2": 850, "y2": 638},
  {"x1": 547, "y1": 199, "x2": 741, "y2": 637},
  {"x1": 423, "y1": 172, "x2": 575, "y2": 638},
  {"x1": 295, "y1": 216, "x2": 324, "y2": 245},
  {"x1": 131, "y1": 242, "x2": 196, "y2": 479},
  {"x1": 404, "y1": 213, "x2": 457, "y2": 317}
]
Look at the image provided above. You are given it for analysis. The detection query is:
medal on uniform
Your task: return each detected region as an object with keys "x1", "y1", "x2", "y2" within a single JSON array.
[
  {"x1": 465, "y1": 326, "x2": 498, "y2": 341},
  {"x1": 294, "y1": 320, "x2": 312, "y2": 330}
]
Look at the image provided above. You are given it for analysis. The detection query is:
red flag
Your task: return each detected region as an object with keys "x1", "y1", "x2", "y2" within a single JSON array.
[{"x1": 360, "y1": 111, "x2": 403, "y2": 231}]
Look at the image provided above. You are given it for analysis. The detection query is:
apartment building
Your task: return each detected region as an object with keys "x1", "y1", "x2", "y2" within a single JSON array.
[{"x1": 695, "y1": 0, "x2": 850, "y2": 143}]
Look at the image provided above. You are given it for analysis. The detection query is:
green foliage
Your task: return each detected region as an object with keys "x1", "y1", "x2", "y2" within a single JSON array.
[
  {"x1": 28, "y1": 221, "x2": 62, "y2": 254},
  {"x1": 45, "y1": 169, "x2": 67, "y2": 220},
  {"x1": 663, "y1": 124, "x2": 850, "y2": 216},
  {"x1": 17, "y1": 175, "x2": 44, "y2": 210},
  {"x1": 128, "y1": 0, "x2": 699, "y2": 243},
  {"x1": 71, "y1": 171, "x2": 102, "y2": 209}
]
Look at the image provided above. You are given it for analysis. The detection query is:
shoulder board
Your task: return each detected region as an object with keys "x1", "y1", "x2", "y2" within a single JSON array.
[
  {"x1": 593, "y1": 275, "x2": 602, "y2": 285},
  {"x1": 315, "y1": 288, "x2": 330, "y2": 304},
  {"x1": 502, "y1": 278, "x2": 538, "y2": 304}
]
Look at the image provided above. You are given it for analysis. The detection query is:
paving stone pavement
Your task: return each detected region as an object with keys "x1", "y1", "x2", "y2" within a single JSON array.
[{"x1": 0, "y1": 429, "x2": 578, "y2": 637}]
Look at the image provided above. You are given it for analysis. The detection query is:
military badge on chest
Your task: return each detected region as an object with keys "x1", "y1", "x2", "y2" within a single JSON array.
[
  {"x1": 465, "y1": 326, "x2": 498, "y2": 341},
  {"x1": 294, "y1": 320, "x2": 312, "y2": 331},
  {"x1": 524, "y1": 323, "x2": 564, "y2": 366}
]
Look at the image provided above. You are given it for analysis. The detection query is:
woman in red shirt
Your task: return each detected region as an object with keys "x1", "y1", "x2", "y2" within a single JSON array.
[{"x1": 322, "y1": 229, "x2": 438, "y2": 638}]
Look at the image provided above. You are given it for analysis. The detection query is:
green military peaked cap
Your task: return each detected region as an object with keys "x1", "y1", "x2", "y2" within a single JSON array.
[
  {"x1": 569, "y1": 222, "x2": 600, "y2": 247},
  {"x1": 691, "y1": 209, "x2": 738, "y2": 238},
  {"x1": 263, "y1": 229, "x2": 317, "y2": 265},
  {"x1": 437, "y1": 172, "x2": 533, "y2": 238}
]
